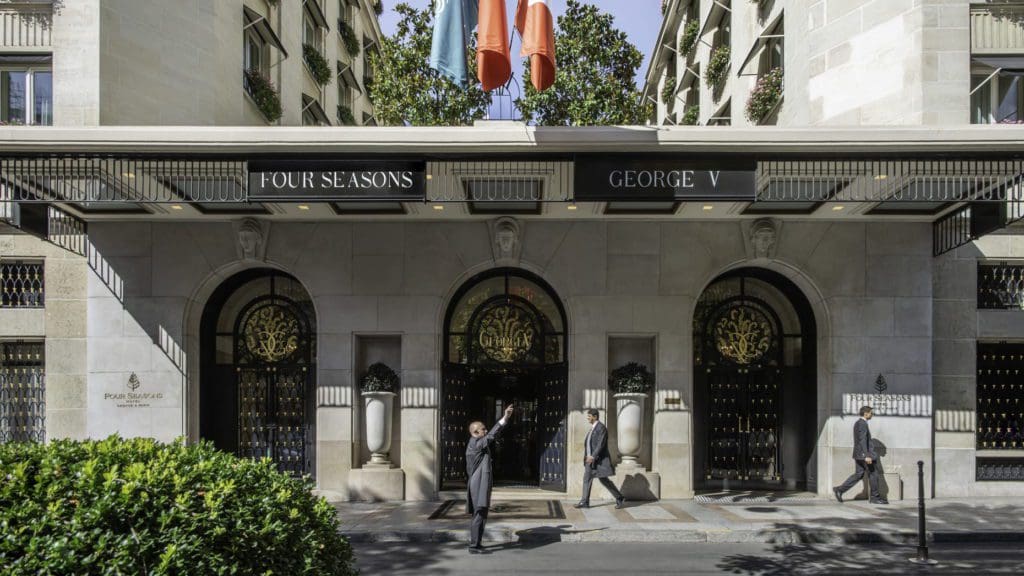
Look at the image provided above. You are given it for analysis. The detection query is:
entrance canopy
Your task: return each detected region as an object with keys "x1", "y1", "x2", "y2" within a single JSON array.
[{"x1": 1, "y1": 125, "x2": 1022, "y2": 256}]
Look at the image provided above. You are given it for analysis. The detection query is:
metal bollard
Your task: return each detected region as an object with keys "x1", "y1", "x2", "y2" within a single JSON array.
[{"x1": 908, "y1": 460, "x2": 938, "y2": 565}]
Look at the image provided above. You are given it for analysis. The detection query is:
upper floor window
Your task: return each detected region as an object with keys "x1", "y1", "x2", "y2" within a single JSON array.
[
  {"x1": 972, "y1": 67, "x2": 1023, "y2": 124},
  {"x1": 0, "y1": 57, "x2": 52, "y2": 126},
  {"x1": 303, "y1": 0, "x2": 329, "y2": 49}
]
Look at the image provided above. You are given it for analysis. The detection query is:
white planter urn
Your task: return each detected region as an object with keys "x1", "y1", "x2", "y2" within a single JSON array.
[
  {"x1": 363, "y1": 391, "x2": 396, "y2": 466},
  {"x1": 613, "y1": 392, "x2": 647, "y2": 467}
]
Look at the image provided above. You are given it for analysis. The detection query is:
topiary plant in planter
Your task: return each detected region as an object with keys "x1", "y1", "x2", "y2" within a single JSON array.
[
  {"x1": 361, "y1": 362, "x2": 399, "y2": 393},
  {"x1": 243, "y1": 68, "x2": 282, "y2": 122},
  {"x1": 705, "y1": 45, "x2": 731, "y2": 93},
  {"x1": 661, "y1": 75, "x2": 677, "y2": 106},
  {"x1": 680, "y1": 18, "x2": 700, "y2": 55},
  {"x1": 608, "y1": 362, "x2": 655, "y2": 395},
  {"x1": 745, "y1": 66, "x2": 784, "y2": 123},
  {"x1": 681, "y1": 104, "x2": 700, "y2": 125},
  {"x1": 303, "y1": 43, "x2": 333, "y2": 86}
]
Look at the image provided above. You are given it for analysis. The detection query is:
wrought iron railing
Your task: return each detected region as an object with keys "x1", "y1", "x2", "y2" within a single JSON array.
[
  {"x1": 978, "y1": 264, "x2": 1024, "y2": 309},
  {"x1": 0, "y1": 341, "x2": 45, "y2": 443},
  {"x1": 977, "y1": 458, "x2": 1024, "y2": 481},
  {"x1": 0, "y1": 261, "x2": 44, "y2": 308}
]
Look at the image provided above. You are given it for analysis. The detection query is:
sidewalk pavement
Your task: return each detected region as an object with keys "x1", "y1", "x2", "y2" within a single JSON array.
[{"x1": 334, "y1": 496, "x2": 1024, "y2": 545}]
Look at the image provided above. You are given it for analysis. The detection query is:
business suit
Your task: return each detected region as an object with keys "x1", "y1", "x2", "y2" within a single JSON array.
[
  {"x1": 579, "y1": 420, "x2": 624, "y2": 506},
  {"x1": 465, "y1": 417, "x2": 507, "y2": 548},
  {"x1": 834, "y1": 417, "x2": 883, "y2": 502}
]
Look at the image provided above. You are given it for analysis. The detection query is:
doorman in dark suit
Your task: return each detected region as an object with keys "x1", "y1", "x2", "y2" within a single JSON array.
[
  {"x1": 575, "y1": 408, "x2": 625, "y2": 509},
  {"x1": 834, "y1": 405, "x2": 888, "y2": 504},
  {"x1": 465, "y1": 403, "x2": 514, "y2": 553}
]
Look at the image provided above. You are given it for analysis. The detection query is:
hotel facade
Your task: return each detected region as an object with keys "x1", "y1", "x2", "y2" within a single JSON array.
[{"x1": 1, "y1": 1, "x2": 1024, "y2": 503}]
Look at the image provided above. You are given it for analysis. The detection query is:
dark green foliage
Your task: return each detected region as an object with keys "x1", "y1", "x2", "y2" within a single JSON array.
[
  {"x1": 361, "y1": 362, "x2": 399, "y2": 393},
  {"x1": 516, "y1": 0, "x2": 651, "y2": 126},
  {"x1": 680, "y1": 19, "x2": 700, "y2": 55},
  {"x1": 243, "y1": 68, "x2": 282, "y2": 121},
  {"x1": 609, "y1": 362, "x2": 655, "y2": 394},
  {"x1": 661, "y1": 75, "x2": 677, "y2": 106},
  {"x1": 744, "y1": 66, "x2": 783, "y2": 122},
  {"x1": 339, "y1": 19, "x2": 361, "y2": 58},
  {"x1": 373, "y1": 0, "x2": 384, "y2": 17},
  {"x1": 337, "y1": 104, "x2": 356, "y2": 125},
  {"x1": 368, "y1": 2, "x2": 490, "y2": 125},
  {"x1": 304, "y1": 43, "x2": 333, "y2": 85},
  {"x1": 0, "y1": 436, "x2": 356, "y2": 575},
  {"x1": 705, "y1": 45, "x2": 730, "y2": 93},
  {"x1": 681, "y1": 104, "x2": 699, "y2": 125}
]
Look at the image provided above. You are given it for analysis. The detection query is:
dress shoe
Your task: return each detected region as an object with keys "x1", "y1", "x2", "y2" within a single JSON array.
[
  {"x1": 869, "y1": 498, "x2": 889, "y2": 505},
  {"x1": 573, "y1": 501, "x2": 590, "y2": 509},
  {"x1": 468, "y1": 545, "x2": 483, "y2": 554},
  {"x1": 615, "y1": 497, "x2": 626, "y2": 509},
  {"x1": 833, "y1": 487, "x2": 844, "y2": 503}
]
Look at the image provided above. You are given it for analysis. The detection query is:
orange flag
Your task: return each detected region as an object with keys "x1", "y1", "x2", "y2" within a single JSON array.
[
  {"x1": 477, "y1": 0, "x2": 512, "y2": 91},
  {"x1": 515, "y1": 0, "x2": 556, "y2": 92}
]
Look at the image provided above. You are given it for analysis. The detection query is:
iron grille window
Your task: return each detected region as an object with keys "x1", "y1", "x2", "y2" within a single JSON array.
[
  {"x1": 0, "y1": 341, "x2": 45, "y2": 443},
  {"x1": 977, "y1": 263, "x2": 1024, "y2": 309},
  {"x1": 977, "y1": 458, "x2": 1024, "y2": 481},
  {"x1": 1, "y1": 261, "x2": 44, "y2": 308},
  {"x1": 976, "y1": 343, "x2": 1024, "y2": 454}
]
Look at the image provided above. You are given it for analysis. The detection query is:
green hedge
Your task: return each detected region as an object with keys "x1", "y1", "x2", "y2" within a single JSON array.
[{"x1": 0, "y1": 436, "x2": 356, "y2": 575}]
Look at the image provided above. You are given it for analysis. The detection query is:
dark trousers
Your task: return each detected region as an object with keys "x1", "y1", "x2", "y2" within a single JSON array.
[
  {"x1": 836, "y1": 459, "x2": 881, "y2": 500},
  {"x1": 581, "y1": 466, "x2": 623, "y2": 503},
  {"x1": 469, "y1": 506, "x2": 489, "y2": 547}
]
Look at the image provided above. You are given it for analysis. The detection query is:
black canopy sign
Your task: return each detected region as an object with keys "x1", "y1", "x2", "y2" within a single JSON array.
[
  {"x1": 248, "y1": 160, "x2": 426, "y2": 201},
  {"x1": 574, "y1": 157, "x2": 756, "y2": 201}
]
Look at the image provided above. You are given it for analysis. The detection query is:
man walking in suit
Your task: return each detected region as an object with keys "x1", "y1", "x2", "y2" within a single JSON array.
[
  {"x1": 575, "y1": 408, "x2": 626, "y2": 509},
  {"x1": 834, "y1": 405, "x2": 888, "y2": 504},
  {"x1": 465, "y1": 403, "x2": 514, "y2": 553}
]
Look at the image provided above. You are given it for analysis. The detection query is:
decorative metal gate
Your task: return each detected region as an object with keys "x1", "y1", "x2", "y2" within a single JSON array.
[
  {"x1": 701, "y1": 297, "x2": 784, "y2": 486},
  {"x1": 0, "y1": 342, "x2": 45, "y2": 443},
  {"x1": 441, "y1": 361, "x2": 471, "y2": 486},
  {"x1": 234, "y1": 295, "x2": 314, "y2": 476}
]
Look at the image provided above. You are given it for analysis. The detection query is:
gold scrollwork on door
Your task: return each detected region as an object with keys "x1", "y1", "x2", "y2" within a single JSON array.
[
  {"x1": 714, "y1": 306, "x2": 772, "y2": 365},
  {"x1": 243, "y1": 305, "x2": 300, "y2": 363},
  {"x1": 477, "y1": 305, "x2": 535, "y2": 363}
]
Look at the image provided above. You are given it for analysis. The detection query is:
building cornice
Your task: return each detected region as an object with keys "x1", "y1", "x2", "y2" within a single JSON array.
[{"x1": 1, "y1": 125, "x2": 1023, "y2": 155}]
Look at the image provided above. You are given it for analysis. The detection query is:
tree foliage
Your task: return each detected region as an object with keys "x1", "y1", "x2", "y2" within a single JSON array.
[
  {"x1": 368, "y1": 2, "x2": 491, "y2": 126},
  {"x1": 516, "y1": 0, "x2": 651, "y2": 126}
]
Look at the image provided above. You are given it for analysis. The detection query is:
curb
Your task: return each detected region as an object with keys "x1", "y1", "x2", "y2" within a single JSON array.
[{"x1": 342, "y1": 528, "x2": 1024, "y2": 545}]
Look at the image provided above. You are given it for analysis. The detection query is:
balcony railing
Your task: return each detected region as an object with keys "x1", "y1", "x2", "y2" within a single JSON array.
[
  {"x1": 0, "y1": 261, "x2": 44, "y2": 308},
  {"x1": 972, "y1": 5, "x2": 1024, "y2": 54},
  {"x1": 978, "y1": 263, "x2": 1024, "y2": 309},
  {"x1": 0, "y1": 2, "x2": 52, "y2": 49}
]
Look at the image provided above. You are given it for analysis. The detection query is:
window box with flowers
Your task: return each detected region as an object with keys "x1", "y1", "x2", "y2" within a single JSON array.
[
  {"x1": 705, "y1": 45, "x2": 731, "y2": 94},
  {"x1": 373, "y1": 0, "x2": 384, "y2": 17},
  {"x1": 338, "y1": 19, "x2": 360, "y2": 58},
  {"x1": 303, "y1": 43, "x2": 333, "y2": 86},
  {"x1": 337, "y1": 104, "x2": 355, "y2": 125},
  {"x1": 745, "y1": 67, "x2": 783, "y2": 123},
  {"x1": 243, "y1": 68, "x2": 282, "y2": 122},
  {"x1": 681, "y1": 104, "x2": 699, "y2": 125},
  {"x1": 680, "y1": 19, "x2": 700, "y2": 55},
  {"x1": 661, "y1": 75, "x2": 677, "y2": 107}
]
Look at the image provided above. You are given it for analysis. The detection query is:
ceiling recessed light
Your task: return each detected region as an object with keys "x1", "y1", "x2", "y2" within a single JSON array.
[
  {"x1": 702, "y1": 205, "x2": 714, "y2": 211},
  {"x1": 122, "y1": 172, "x2": 135, "y2": 179},
  {"x1": 567, "y1": 203, "x2": 578, "y2": 211},
  {"x1": 832, "y1": 205, "x2": 845, "y2": 211},
  {"x1": 432, "y1": 204, "x2": 444, "y2": 211},
  {"x1": 170, "y1": 204, "x2": 183, "y2": 210},
  {"x1": 297, "y1": 204, "x2": 310, "y2": 211},
  {"x1": 874, "y1": 174, "x2": 888, "y2": 180},
  {"x1": 426, "y1": 174, "x2": 433, "y2": 180}
]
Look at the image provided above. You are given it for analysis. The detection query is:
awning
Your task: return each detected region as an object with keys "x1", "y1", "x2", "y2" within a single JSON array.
[
  {"x1": 337, "y1": 63, "x2": 362, "y2": 93},
  {"x1": 304, "y1": 0, "x2": 330, "y2": 31},
  {"x1": 243, "y1": 6, "x2": 288, "y2": 58},
  {"x1": 362, "y1": 111, "x2": 377, "y2": 126},
  {"x1": 737, "y1": 13, "x2": 783, "y2": 77},
  {"x1": 0, "y1": 54, "x2": 52, "y2": 66},
  {"x1": 697, "y1": 0, "x2": 730, "y2": 44},
  {"x1": 301, "y1": 94, "x2": 331, "y2": 125},
  {"x1": 679, "y1": 65, "x2": 700, "y2": 92}
]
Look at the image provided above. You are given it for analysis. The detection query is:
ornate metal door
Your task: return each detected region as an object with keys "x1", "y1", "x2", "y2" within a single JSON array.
[
  {"x1": 441, "y1": 362, "x2": 471, "y2": 486},
  {"x1": 702, "y1": 297, "x2": 784, "y2": 486},
  {"x1": 234, "y1": 295, "x2": 314, "y2": 476},
  {"x1": 0, "y1": 342, "x2": 45, "y2": 443},
  {"x1": 538, "y1": 362, "x2": 568, "y2": 491}
]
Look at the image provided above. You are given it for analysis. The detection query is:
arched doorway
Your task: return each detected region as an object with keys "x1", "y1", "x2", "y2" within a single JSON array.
[
  {"x1": 199, "y1": 269, "x2": 317, "y2": 477},
  {"x1": 441, "y1": 268, "x2": 568, "y2": 491},
  {"x1": 693, "y1": 268, "x2": 817, "y2": 492}
]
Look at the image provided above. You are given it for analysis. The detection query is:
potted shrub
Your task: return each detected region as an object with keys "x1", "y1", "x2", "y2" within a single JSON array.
[
  {"x1": 338, "y1": 19, "x2": 360, "y2": 58},
  {"x1": 680, "y1": 18, "x2": 700, "y2": 55},
  {"x1": 681, "y1": 104, "x2": 699, "y2": 125},
  {"x1": 243, "y1": 68, "x2": 282, "y2": 122},
  {"x1": 661, "y1": 75, "x2": 677, "y2": 107},
  {"x1": 608, "y1": 362, "x2": 654, "y2": 466},
  {"x1": 705, "y1": 45, "x2": 731, "y2": 94},
  {"x1": 745, "y1": 67, "x2": 783, "y2": 123},
  {"x1": 361, "y1": 362, "x2": 399, "y2": 465},
  {"x1": 303, "y1": 43, "x2": 333, "y2": 86}
]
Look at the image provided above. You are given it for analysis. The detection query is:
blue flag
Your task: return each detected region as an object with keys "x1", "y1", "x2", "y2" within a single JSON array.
[{"x1": 429, "y1": 0, "x2": 479, "y2": 86}]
